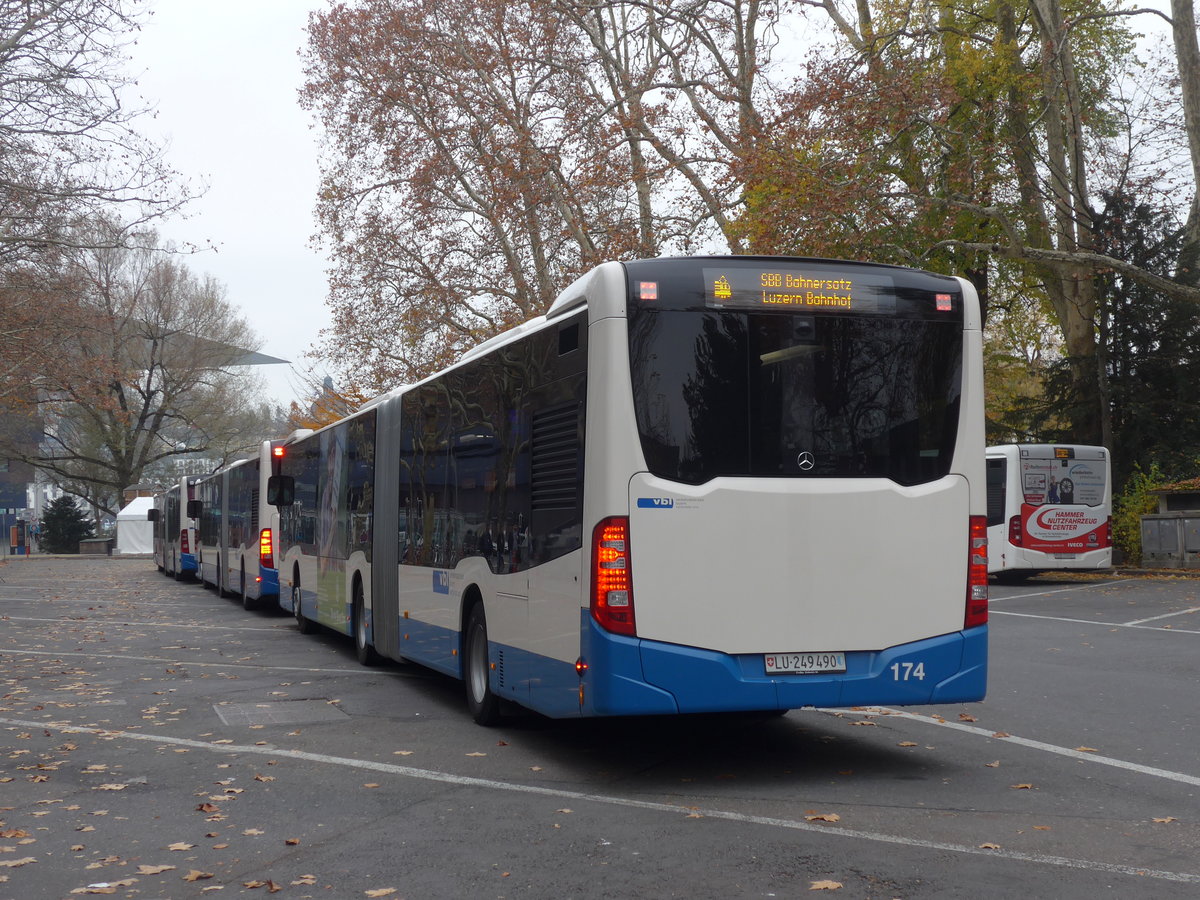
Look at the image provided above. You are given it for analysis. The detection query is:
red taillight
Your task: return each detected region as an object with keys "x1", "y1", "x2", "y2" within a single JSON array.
[
  {"x1": 259, "y1": 528, "x2": 274, "y2": 568},
  {"x1": 591, "y1": 516, "x2": 635, "y2": 636},
  {"x1": 1008, "y1": 514, "x2": 1023, "y2": 547},
  {"x1": 180, "y1": 530, "x2": 190, "y2": 554},
  {"x1": 966, "y1": 515, "x2": 988, "y2": 628}
]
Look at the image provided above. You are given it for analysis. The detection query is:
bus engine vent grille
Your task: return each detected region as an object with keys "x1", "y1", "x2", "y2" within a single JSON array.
[{"x1": 532, "y1": 402, "x2": 580, "y2": 511}]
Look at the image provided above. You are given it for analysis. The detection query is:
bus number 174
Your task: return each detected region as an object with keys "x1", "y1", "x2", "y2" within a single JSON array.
[{"x1": 890, "y1": 661, "x2": 926, "y2": 681}]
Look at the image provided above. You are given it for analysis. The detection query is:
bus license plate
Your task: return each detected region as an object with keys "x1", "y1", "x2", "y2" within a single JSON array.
[{"x1": 764, "y1": 652, "x2": 846, "y2": 675}]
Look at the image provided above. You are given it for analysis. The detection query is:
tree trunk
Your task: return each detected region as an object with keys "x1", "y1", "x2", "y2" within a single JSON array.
[{"x1": 1172, "y1": 0, "x2": 1200, "y2": 285}]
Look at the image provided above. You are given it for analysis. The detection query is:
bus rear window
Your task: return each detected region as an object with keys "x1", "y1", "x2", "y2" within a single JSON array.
[{"x1": 627, "y1": 308, "x2": 963, "y2": 485}]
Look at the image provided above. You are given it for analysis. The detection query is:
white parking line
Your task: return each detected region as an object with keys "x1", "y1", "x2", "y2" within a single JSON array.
[
  {"x1": 2, "y1": 615, "x2": 286, "y2": 633},
  {"x1": 0, "y1": 647, "x2": 398, "y2": 677},
  {"x1": 0, "y1": 715, "x2": 1197, "y2": 886},
  {"x1": 989, "y1": 579, "x2": 1128, "y2": 601},
  {"x1": 992, "y1": 609, "x2": 1200, "y2": 635},
  {"x1": 1123, "y1": 606, "x2": 1200, "y2": 626},
  {"x1": 844, "y1": 707, "x2": 1200, "y2": 787}
]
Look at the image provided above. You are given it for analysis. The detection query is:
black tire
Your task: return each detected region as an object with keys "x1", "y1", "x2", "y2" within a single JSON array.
[
  {"x1": 293, "y1": 581, "x2": 316, "y2": 634},
  {"x1": 993, "y1": 569, "x2": 1035, "y2": 585},
  {"x1": 241, "y1": 565, "x2": 256, "y2": 611},
  {"x1": 464, "y1": 603, "x2": 500, "y2": 726},
  {"x1": 353, "y1": 583, "x2": 380, "y2": 666}
]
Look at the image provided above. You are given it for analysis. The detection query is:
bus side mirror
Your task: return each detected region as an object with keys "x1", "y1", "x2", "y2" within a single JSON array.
[
  {"x1": 147, "y1": 508, "x2": 160, "y2": 522},
  {"x1": 186, "y1": 499, "x2": 203, "y2": 519},
  {"x1": 267, "y1": 475, "x2": 295, "y2": 507}
]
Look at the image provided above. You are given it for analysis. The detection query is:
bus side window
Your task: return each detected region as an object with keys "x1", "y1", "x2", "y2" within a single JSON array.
[{"x1": 986, "y1": 458, "x2": 1006, "y2": 527}]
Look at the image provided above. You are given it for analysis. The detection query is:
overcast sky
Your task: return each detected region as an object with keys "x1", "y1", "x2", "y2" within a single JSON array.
[{"x1": 131, "y1": 1, "x2": 329, "y2": 409}]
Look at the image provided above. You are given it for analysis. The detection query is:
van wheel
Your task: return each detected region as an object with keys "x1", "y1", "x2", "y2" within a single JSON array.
[
  {"x1": 293, "y1": 582, "x2": 315, "y2": 634},
  {"x1": 464, "y1": 603, "x2": 500, "y2": 726},
  {"x1": 353, "y1": 583, "x2": 380, "y2": 666}
]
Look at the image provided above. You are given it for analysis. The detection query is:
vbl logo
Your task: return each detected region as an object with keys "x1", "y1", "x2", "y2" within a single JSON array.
[
  {"x1": 637, "y1": 497, "x2": 675, "y2": 509},
  {"x1": 432, "y1": 571, "x2": 450, "y2": 594}
]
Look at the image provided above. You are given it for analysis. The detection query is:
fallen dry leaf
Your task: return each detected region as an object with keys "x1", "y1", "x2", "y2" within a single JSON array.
[
  {"x1": 1010, "y1": 783, "x2": 1034, "y2": 790},
  {"x1": 992, "y1": 732, "x2": 1011, "y2": 738},
  {"x1": 137, "y1": 865, "x2": 175, "y2": 875},
  {"x1": 183, "y1": 869, "x2": 214, "y2": 882},
  {"x1": 1074, "y1": 747, "x2": 1098, "y2": 753},
  {"x1": 0, "y1": 857, "x2": 36, "y2": 868},
  {"x1": 958, "y1": 713, "x2": 977, "y2": 722},
  {"x1": 1153, "y1": 817, "x2": 1178, "y2": 824},
  {"x1": 94, "y1": 784, "x2": 126, "y2": 791},
  {"x1": 985, "y1": 761, "x2": 1000, "y2": 768},
  {"x1": 979, "y1": 842, "x2": 1001, "y2": 850},
  {"x1": 465, "y1": 752, "x2": 487, "y2": 757},
  {"x1": 810, "y1": 880, "x2": 843, "y2": 891},
  {"x1": 805, "y1": 813, "x2": 841, "y2": 823},
  {"x1": 292, "y1": 875, "x2": 318, "y2": 885},
  {"x1": 364, "y1": 889, "x2": 397, "y2": 898},
  {"x1": 167, "y1": 842, "x2": 196, "y2": 851},
  {"x1": 898, "y1": 741, "x2": 918, "y2": 747}
]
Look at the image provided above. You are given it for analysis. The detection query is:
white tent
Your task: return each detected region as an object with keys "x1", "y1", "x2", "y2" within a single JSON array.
[{"x1": 116, "y1": 496, "x2": 155, "y2": 555}]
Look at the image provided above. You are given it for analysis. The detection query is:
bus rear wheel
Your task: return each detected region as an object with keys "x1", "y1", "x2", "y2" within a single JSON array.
[
  {"x1": 464, "y1": 603, "x2": 500, "y2": 726},
  {"x1": 353, "y1": 583, "x2": 380, "y2": 666},
  {"x1": 293, "y1": 582, "x2": 315, "y2": 634},
  {"x1": 241, "y1": 565, "x2": 256, "y2": 611}
]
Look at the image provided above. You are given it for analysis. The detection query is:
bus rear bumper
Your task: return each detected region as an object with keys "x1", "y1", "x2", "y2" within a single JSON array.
[
  {"x1": 257, "y1": 566, "x2": 279, "y2": 598},
  {"x1": 582, "y1": 617, "x2": 987, "y2": 715}
]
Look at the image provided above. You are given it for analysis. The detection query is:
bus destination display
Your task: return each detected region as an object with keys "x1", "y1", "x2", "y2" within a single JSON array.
[{"x1": 703, "y1": 265, "x2": 895, "y2": 312}]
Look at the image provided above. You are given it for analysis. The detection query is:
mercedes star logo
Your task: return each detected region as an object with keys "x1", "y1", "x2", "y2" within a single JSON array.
[{"x1": 797, "y1": 451, "x2": 815, "y2": 471}]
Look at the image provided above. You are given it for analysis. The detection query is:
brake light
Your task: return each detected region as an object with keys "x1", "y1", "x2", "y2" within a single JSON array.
[
  {"x1": 1008, "y1": 514, "x2": 1023, "y2": 547},
  {"x1": 259, "y1": 528, "x2": 274, "y2": 569},
  {"x1": 180, "y1": 530, "x2": 190, "y2": 554},
  {"x1": 591, "y1": 517, "x2": 635, "y2": 635},
  {"x1": 966, "y1": 515, "x2": 988, "y2": 628}
]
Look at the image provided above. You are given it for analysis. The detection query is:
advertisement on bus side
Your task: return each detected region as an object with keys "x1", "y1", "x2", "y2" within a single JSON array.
[
  {"x1": 1019, "y1": 503, "x2": 1108, "y2": 553},
  {"x1": 1019, "y1": 457, "x2": 1106, "y2": 507}
]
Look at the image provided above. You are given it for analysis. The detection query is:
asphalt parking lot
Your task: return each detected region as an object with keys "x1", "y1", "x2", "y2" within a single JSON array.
[{"x1": 1, "y1": 557, "x2": 1198, "y2": 899}]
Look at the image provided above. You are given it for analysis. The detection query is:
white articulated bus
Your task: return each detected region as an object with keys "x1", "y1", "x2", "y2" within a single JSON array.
[
  {"x1": 148, "y1": 476, "x2": 200, "y2": 580},
  {"x1": 192, "y1": 440, "x2": 289, "y2": 608},
  {"x1": 271, "y1": 256, "x2": 989, "y2": 723},
  {"x1": 986, "y1": 443, "x2": 1112, "y2": 576}
]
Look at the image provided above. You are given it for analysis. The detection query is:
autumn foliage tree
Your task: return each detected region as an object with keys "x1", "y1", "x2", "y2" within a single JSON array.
[
  {"x1": 1, "y1": 222, "x2": 280, "y2": 519},
  {"x1": 302, "y1": 0, "x2": 801, "y2": 393},
  {"x1": 304, "y1": 0, "x2": 1200, "y2": 463},
  {"x1": 0, "y1": 0, "x2": 189, "y2": 270}
]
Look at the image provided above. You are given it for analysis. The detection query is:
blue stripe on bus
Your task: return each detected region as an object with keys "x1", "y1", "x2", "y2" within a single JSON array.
[
  {"x1": 580, "y1": 614, "x2": 987, "y2": 715},
  {"x1": 377, "y1": 611, "x2": 985, "y2": 719}
]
